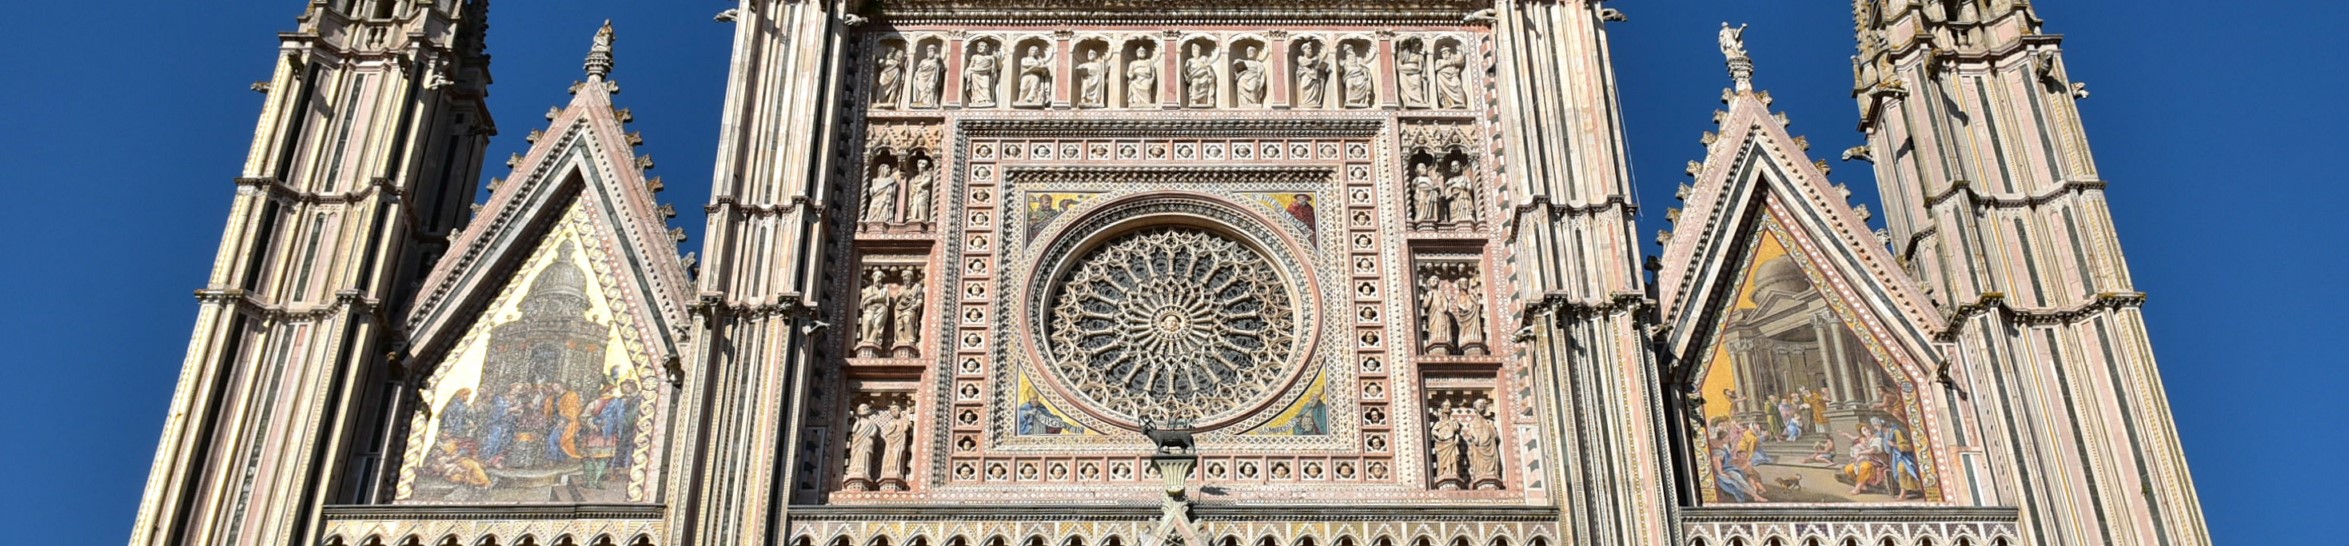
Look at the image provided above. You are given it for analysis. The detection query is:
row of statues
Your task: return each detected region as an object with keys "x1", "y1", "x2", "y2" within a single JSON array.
[
  {"x1": 1428, "y1": 398, "x2": 1504, "y2": 490},
  {"x1": 869, "y1": 38, "x2": 1470, "y2": 110},
  {"x1": 855, "y1": 267, "x2": 926, "y2": 358},
  {"x1": 1406, "y1": 157, "x2": 1481, "y2": 229},
  {"x1": 860, "y1": 155, "x2": 935, "y2": 226},
  {"x1": 1418, "y1": 263, "x2": 1490, "y2": 356},
  {"x1": 842, "y1": 401, "x2": 917, "y2": 492}
]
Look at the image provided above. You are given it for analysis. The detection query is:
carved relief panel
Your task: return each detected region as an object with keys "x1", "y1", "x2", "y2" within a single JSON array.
[{"x1": 817, "y1": 20, "x2": 1531, "y2": 505}]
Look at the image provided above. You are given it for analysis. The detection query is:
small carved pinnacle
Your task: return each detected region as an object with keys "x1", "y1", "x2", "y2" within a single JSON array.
[
  {"x1": 658, "y1": 204, "x2": 677, "y2": 218},
  {"x1": 636, "y1": 155, "x2": 656, "y2": 170},
  {"x1": 627, "y1": 132, "x2": 645, "y2": 147},
  {"x1": 669, "y1": 227, "x2": 688, "y2": 242},
  {"x1": 647, "y1": 177, "x2": 665, "y2": 193}
]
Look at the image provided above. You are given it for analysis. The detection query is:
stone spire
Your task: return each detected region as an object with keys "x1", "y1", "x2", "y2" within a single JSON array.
[{"x1": 586, "y1": 20, "x2": 616, "y2": 79}]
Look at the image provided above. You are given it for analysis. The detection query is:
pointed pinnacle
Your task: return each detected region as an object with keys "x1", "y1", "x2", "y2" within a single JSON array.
[{"x1": 586, "y1": 21, "x2": 617, "y2": 79}]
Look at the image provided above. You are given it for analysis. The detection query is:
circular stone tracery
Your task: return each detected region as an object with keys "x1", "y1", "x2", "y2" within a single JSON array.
[{"x1": 1045, "y1": 226, "x2": 1298, "y2": 426}]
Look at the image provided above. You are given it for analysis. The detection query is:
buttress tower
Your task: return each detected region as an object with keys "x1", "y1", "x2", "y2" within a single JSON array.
[
  {"x1": 1851, "y1": 1, "x2": 2209, "y2": 544},
  {"x1": 131, "y1": 1, "x2": 494, "y2": 545}
]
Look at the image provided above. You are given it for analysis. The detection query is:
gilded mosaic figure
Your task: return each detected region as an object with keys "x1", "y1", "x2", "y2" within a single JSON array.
[
  {"x1": 965, "y1": 41, "x2": 1001, "y2": 107},
  {"x1": 873, "y1": 45, "x2": 904, "y2": 107},
  {"x1": 1234, "y1": 45, "x2": 1269, "y2": 107},
  {"x1": 909, "y1": 43, "x2": 943, "y2": 106},
  {"x1": 1126, "y1": 44, "x2": 1157, "y2": 108},
  {"x1": 1294, "y1": 41, "x2": 1328, "y2": 108},
  {"x1": 1340, "y1": 43, "x2": 1376, "y2": 108}
]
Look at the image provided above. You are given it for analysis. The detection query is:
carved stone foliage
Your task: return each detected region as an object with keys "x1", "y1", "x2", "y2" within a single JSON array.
[
  {"x1": 855, "y1": 265, "x2": 927, "y2": 358},
  {"x1": 1416, "y1": 261, "x2": 1487, "y2": 357},
  {"x1": 1045, "y1": 226, "x2": 1298, "y2": 426},
  {"x1": 1426, "y1": 390, "x2": 1503, "y2": 490}
]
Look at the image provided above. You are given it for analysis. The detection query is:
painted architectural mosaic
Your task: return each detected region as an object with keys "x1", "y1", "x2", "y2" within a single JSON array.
[{"x1": 137, "y1": 2, "x2": 2209, "y2": 546}]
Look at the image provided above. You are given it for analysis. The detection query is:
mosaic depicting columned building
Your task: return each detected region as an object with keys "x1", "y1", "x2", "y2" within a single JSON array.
[{"x1": 132, "y1": 1, "x2": 2209, "y2": 545}]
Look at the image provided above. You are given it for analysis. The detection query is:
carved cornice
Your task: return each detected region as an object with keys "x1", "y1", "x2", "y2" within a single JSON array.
[
  {"x1": 195, "y1": 288, "x2": 382, "y2": 324},
  {"x1": 961, "y1": 118, "x2": 1383, "y2": 138},
  {"x1": 1923, "y1": 178, "x2": 2110, "y2": 210},
  {"x1": 1936, "y1": 291, "x2": 2150, "y2": 340}
]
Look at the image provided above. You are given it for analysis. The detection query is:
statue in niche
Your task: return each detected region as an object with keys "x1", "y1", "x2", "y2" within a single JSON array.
[
  {"x1": 964, "y1": 41, "x2": 1001, "y2": 107},
  {"x1": 1075, "y1": 49, "x2": 1108, "y2": 108},
  {"x1": 860, "y1": 160, "x2": 900, "y2": 224},
  {"x1": 902, "y1": 156, "x2": 935, "y2": 224},
  {"x1": 873, "y1": 45, "x2": 904, "y2": 107},
  {"x1": 1408, "y1": 160, "x2": 1440, "y2": 225},
  {"x1": 1015, "y1": 44, "x2": 1054, "y2": 107},
  {"x1": 843, "y1": 403, "x2": 880, "y2": 491},
  {"x1": 1428, "y1": 400, "x2": 1465, "y2": 489},
  {"x1": 1443, "y1": 158, "x2": 1477, "y2": 226},
  {"x1": 1434, "y1": 44, "x2": 1468, "y2": 109},
  {"x1": 1184, "y1": 43, "x2": 1220, "y2": 107},
  {"x1": 1420, "y1": 274, "x2": 1461, "y2": 353},
  {"x1": 1450, "y1": 274, "x2": 1487, "y2": 354},
  {"x1": 878, "y1": 402, "x2": 913, "y2": 490},
  {"x1": 1294, "y1": 41, "x2": 1328, "y2": 108},
  {"x1": 1397, "y1": 42, "x2": 1427, "y2": 107},
  {"x1": 1234, "y1": 45, "x2": 1269, "y2": 107},
  {"x1": 910, "y1": 43, "x2": 944, "y2": 106},
  {"x1": 1340, "y1": 43, "x2": 1376, "y2": 108},
  {"x1": 855, "y1": 270, "x2": 891, "y2": 357},
  {"x1": 1463, "y1": 398, "x2": 1502, "y2": 489},
  {"x1": 890, "y1": 270, "x2": 925, "y2": 357},
  {"x1": 1126, "y1": 45, "x2": 1158, "y2": 108}
]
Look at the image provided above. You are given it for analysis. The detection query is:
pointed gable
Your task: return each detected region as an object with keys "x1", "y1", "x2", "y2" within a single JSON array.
[
  {"x1": 1655, "y1": 51, "x2": 1955, "y2": 505},
  {"x1": 391, "y1": 23, "x2": 691, "y2": 505}
]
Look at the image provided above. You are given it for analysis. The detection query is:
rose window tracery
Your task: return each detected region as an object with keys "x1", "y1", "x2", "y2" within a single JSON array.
[{"x1": 1045, "y1": 226, "x2": 1297, "y2": 426}]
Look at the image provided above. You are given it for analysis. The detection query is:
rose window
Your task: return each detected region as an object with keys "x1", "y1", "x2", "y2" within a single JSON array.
[{"x1": 1045, "y1": 226, "x2": 1298, "y2": 426}]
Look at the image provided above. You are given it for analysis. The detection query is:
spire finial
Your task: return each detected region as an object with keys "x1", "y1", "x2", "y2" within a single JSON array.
[
  {"x1": 1719, "y1": 22, "x2": 1754, "y2": 92},
  {"x1": 586, "y1": 20, "x2": 617, "y2": 79}
]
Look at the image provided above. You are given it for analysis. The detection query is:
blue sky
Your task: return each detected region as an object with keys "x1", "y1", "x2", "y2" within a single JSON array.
[{"x1": 0, "y1": 1, "x2": 2339, "y2": 543}]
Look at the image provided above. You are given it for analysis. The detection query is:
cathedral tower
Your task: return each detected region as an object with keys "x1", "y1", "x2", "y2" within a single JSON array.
[
  {"x1": 131, "y1": 2, "x2": 494, "y2": 545},
  {"x1": 1850, "y1": 1, "x2": 2209, "y2": 544}
]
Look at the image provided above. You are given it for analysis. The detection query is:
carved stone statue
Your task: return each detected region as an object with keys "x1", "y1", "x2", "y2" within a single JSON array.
[
  {"x1": 861, "y1": 161, "x2": 900, "y2": 224},
  {"x1": 1434, "y1": 45, "x2": 1468, "y2": 109},
  {"x1": 910, "y1": 44, "x2": 943, "y2": 106},
  {"x1": 1126, "y1": 44, "x2": 1158, "y2": 108},
  {"x1": 1076, "y1": 49, "x2": 1108, "y2": 108},
  {"x1": 1234, "y1": 45, "x2": 1269, "y2": 107},
  {"x1": 1464, "y1": 398, "x2": 1502, "y2": 489},
  {"x1": 1294, "y1": 41, "x2": 1328, "y2": 108},
  {"x1": 1397, "y1": 43, "x2": 1427, "y2": 107},
  {"x1": 874, "y1": 45, "x2": 905, "y2": 107},
  {"x1": 965, "y1": 41, "x2": 1001, "y2": 107},
  {"x1": 1421, "y1": 275, "x2": 1459, "y2": 352},
  {"x1": 1184, "y1": 43, "x2": 1219, "y2": 107},
  {"x1": 1452, "y1": 274, "x2": 1487, "y2": 354},
  {"x1": 843, "y1": 403, "x2": 880, "y2": 490},
  {"x1": 1428, "y1": 400, "x2": 1464, "y2": 489},
  {"x1": 902, "y1": 157, "x2": 935, "y2": 223},
  {"x1": 877, "y1": 402, "x2": 913, "y2": 490},
  {"x1": 856, "y1": 270, "x2": 891, "y2": 357},
  {"x1": 890, "y1": 272, "x2": 925, "y2": 357},
  {"x1": 1340, "y1": 43, "x2": 1376, "y2": 108},
  {"x1": 1016, "y1": 44, "x2": 1054, "y2": 107},
  {"x1": 1408, "y1": 161, "x2": 1440, "y2": 225},
  {"x1": 1442, "y1": 159, "x2": 1476, "y2": 225},
  {"x1": 1718, "y1": 23, "x2": 1748, "y2": 60}
]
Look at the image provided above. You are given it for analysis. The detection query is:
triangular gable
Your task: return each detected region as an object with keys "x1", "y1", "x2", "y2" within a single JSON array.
[
  {"x1": 1654, "y1": 72, "x2": 1956, "y2": 505},
  {"x1": 403, "y1": 32, "x2": 690, "y2": 373}
]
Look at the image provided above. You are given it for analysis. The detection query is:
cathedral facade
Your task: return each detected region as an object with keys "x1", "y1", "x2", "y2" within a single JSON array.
[{"x1": 130, "y1": 1, "x2": 2209, "y2": 545}]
